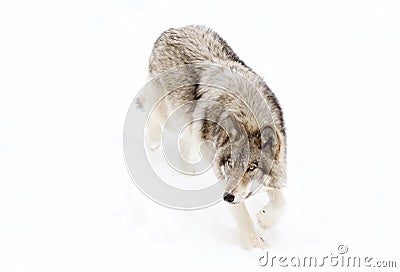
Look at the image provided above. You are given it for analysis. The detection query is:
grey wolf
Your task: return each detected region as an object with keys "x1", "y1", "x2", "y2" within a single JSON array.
[{"x1": 138, "y1": 25, "x2": 287, "y2": 249}]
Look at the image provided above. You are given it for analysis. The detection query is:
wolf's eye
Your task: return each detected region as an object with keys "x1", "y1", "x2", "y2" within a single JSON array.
[
  {"x1": 225, "y1": 158, "x2": 232, "y2": 168},
  {"x1": 247, "y1": 162, "x2": 258, "y2": 172}
]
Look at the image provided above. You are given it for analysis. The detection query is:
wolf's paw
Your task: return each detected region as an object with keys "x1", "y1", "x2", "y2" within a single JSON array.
[
  {"x1": 144, "y1": 127, "x2": 161, "y2": 150},
  {"x1": 145, "y1": 137, "x2": 161, "y2": 150},
  {"x1": 256, "y1": 204, "x2": 282, "y2": 230},
  {"x1": 240, "y1": 230, "x2": 268, "y2": 250}
]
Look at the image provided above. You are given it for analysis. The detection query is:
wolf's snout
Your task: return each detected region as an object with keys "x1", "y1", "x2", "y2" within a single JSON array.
[{"x1": 223, "y1": 192, "x2": 235, "y2": 203}]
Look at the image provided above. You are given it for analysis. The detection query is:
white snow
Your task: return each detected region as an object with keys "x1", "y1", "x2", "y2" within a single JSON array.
[{"x1": 1, "y1": 0, "x2": 399, "y2": 271}]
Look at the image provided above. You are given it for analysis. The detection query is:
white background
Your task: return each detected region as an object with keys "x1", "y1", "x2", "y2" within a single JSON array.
[{"x1": 1, "y1": 0, "x2": 400, "y2": 271}]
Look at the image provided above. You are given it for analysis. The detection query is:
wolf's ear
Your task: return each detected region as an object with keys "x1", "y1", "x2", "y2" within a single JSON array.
[
  {"x1": 217, "y1": 113, "x2": 243, "y2": 146},
  {"x1": 261, "y1": 126, "x2": 278, "y2": 150},
  {"x1": 224, "y1": 114, "x2": 243, "y2": 142}
]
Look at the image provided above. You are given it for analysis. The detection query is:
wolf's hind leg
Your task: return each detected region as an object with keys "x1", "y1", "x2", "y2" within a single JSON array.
[
  {"x1": 144, "y1": 102, "x2": 167, "y2": 150},
  {"x1": 144, "y1": 117, "x2": 162, "y2": 150},
  {"x1": 257, "y1": 189, "x2": 286, "y2": 230}
]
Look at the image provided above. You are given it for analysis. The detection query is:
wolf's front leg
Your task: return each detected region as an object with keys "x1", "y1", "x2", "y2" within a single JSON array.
[
  {"x1": 230, "y1": 202, "x2": 267, "y2": 249},
  {"x1": 257, "y1": 189, "x2": 286, "y2": 230}
]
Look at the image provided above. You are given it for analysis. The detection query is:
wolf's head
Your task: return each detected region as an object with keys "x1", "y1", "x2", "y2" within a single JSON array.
[{"x1": 213, "y1": 114, "x2": 279, "y2": 204}]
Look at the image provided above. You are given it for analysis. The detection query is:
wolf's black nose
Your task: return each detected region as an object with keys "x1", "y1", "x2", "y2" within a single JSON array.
[{"x1": 223, "y1": 192, "x2": 235, "y2": 203}]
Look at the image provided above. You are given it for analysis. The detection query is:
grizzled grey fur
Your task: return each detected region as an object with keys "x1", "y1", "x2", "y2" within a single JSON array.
[{"x1": 139, "y1": 25, "x2": 287, "y2": 249}]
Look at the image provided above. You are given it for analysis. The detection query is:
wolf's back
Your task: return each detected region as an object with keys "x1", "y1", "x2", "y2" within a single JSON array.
[{"x1": 149, "y1": 25, "x2": 247, "y2": 74}]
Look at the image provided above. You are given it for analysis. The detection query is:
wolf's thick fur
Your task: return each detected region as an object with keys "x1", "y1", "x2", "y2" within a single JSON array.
[{"x1": 141, "y1": 25, "x2": 287, "y2": 249}]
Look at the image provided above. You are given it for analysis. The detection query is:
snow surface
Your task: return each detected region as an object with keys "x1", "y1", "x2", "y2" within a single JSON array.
[{"x1": 1, "y1": 0, "x2": 400, "y2": 271}]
